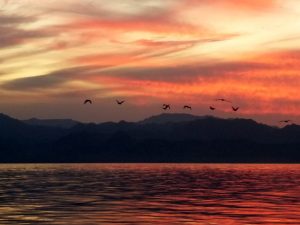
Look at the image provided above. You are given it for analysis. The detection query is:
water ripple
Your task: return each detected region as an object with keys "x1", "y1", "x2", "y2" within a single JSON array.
[{"x1": 0, "y1": 164, "x2": 299, "y2": 224}]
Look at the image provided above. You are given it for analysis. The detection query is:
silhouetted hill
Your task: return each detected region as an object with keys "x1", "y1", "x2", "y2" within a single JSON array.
[
  {"x1": 139, "y1": 113, "x2": 207, "y2": 124},
  {"x1": 0, "y1": 113, "x2": 300, "y2": 162},
  {"x1": 0, "y1": 113, "x2": 63, "y2": 139},
  {"x1": 0, "y1": 114, "x2": 67, "y2": 162},
  {"x1": 23, "y1": 118, "x2": 80, "y2": 128}
]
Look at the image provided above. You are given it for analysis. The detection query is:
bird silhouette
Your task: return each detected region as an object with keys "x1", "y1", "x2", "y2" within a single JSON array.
[
  {"x1": 183, "y1": 105, "x2": 192, "y2": 110},
  {"x1": 232, "y1": 106, "x2": 239, "y2": 112},
  {"x1": 215, "y1": 98, "x2": 231, "y2": 103},
  {"x1": 280, "y1": 120, "x2": 292, "y2": 123},
  {"x1": 209, "y1": 106, "x2": 216, "y2": 111},
  {"x1": 84, "y1": 99, "x2": 92, "y2": 104},
  {"x1": 162, "y1": 104, "x2": 170, "y2": 110},
  {"x1": 116, "y1": 100, "x2": 125, "y2": 105}
]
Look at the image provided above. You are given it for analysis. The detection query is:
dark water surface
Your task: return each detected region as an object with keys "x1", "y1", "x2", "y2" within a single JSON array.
[{"x1": 0, "y1": 164, "x2": 299, "y2": 225}]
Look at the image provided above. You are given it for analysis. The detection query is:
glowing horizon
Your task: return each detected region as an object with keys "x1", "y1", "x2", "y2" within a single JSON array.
[{"x1": 1, "y1": 0, "x2": 300, "y2": 124}]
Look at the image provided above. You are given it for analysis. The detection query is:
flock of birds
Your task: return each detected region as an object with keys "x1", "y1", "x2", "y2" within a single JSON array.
[
  {"x1": 83, "y1": 98, "x2": 292, "y2": 124},
  {"x1": 162, "y1": 98, "x2": 240, "y2": 112},
  {"x1": 84, "y1": 99, "x2": 125, "y2": 105}
]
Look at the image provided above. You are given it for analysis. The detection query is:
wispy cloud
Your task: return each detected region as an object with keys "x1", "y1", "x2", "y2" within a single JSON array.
[
  {"x1": 0, "y1": 13, "x2": 54, "y2": 48},
  {"x1": 184, "y1": 0, "x2": 278, "y2": 11},
  {"x1": 2, "y1": 66, "x2": 96, "y2": 90},
  {"x1": 1, "y1": 0, "x2": 300, "y2": 123},
  {"x1": 100, "y1": 61, "x2": 275, "y2": 82}
]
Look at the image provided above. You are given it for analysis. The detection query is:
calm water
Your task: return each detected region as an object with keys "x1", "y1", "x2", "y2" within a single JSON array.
[{"x1": 0, "y1": 164, "x2": 299, "y2": 225}]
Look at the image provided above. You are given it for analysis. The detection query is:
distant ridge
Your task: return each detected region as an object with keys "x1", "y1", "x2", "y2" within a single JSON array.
[
  {"x1": 24, "y1": 118, "x2": 80, "y2": 129},
  {"x1": 0, "y1": 112, "x2": 300, "y2": 163},
  {"x1": 0, "y1": 113, "x2": 64, "y2": 140},
  {"x1": 139, "y1": 113, "x2": 211, "y2": 124}
]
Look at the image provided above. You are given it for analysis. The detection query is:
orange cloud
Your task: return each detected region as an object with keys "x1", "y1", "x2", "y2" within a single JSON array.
[
  {"x1": 2, "y1": 0, "x2": 300, "y2": 123},
  {"x1": 68, "y1": 18, "x2": 205, "y2": 36},
  {"x1": 73, "y1": 49, "x2": 300, "y2": 120}
]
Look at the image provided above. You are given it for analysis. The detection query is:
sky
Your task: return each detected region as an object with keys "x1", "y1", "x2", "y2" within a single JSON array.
[{"x1": 1, "y1": 0, "x2": 300, "y2": 124}]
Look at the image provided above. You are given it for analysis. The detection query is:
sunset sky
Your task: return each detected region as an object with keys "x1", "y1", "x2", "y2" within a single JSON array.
[{"x1": 1, "y1": 0, "x2": 300, "y2": 124}]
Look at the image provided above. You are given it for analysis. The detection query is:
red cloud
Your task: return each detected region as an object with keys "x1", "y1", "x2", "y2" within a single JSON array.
[{"x1": 67, "y1": 18, "x2": 205, "y2": 36}]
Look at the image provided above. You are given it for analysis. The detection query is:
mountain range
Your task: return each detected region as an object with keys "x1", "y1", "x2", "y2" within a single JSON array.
[
  {"x1": 23, "y1": 118, "x2": 80, "y2": 129},
  {"x1": 0, "y1": 113, "x2": 299, "y2": 163}
]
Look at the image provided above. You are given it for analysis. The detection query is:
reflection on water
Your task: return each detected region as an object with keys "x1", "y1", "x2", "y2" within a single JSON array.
[{"x1": 0, "y1": 164, "x2": 299, "y2": 225}]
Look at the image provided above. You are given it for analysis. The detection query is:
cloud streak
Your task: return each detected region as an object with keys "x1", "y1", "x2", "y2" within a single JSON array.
[
  {"x1": 2, "y1": 66, "x2": 96, "y2": 90},
  {"x1": 0, "y1": 13, "x2": 55, "y2": 48},
  {"x1": 1, "y1": 0, "x2": 300, "y2": 123}
]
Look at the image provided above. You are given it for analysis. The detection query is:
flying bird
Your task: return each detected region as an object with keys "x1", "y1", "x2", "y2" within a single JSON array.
[
  {"x1": 215, "y1": 98, "x2": 231, "y2": 103},
  {"x1": 116, "y1": 100, "x2": 125, "y2": 105},
  {"x1": 280, "y1": 120, "x2": 292, "y2": 123},
  {"x1": 232, "y1": 106, "x2": 239, "y2": 112},
  {"x1": 84, "y1": 99, "x2": 92, "y2": 104},
  {"x1": 183, "y1": 105, "x2": 192, "y2": 110},
  {"x1": 162, "y1": 104, "x2": 171, "y2": 110},
  {"x1": 209, "y1": 106, "x2": 216, "y2": 111}
]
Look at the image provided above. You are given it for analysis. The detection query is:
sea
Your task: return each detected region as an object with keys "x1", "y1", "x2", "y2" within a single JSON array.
[{"x1": 0, "y1": 163, "x2": 299, "y2": 225}]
